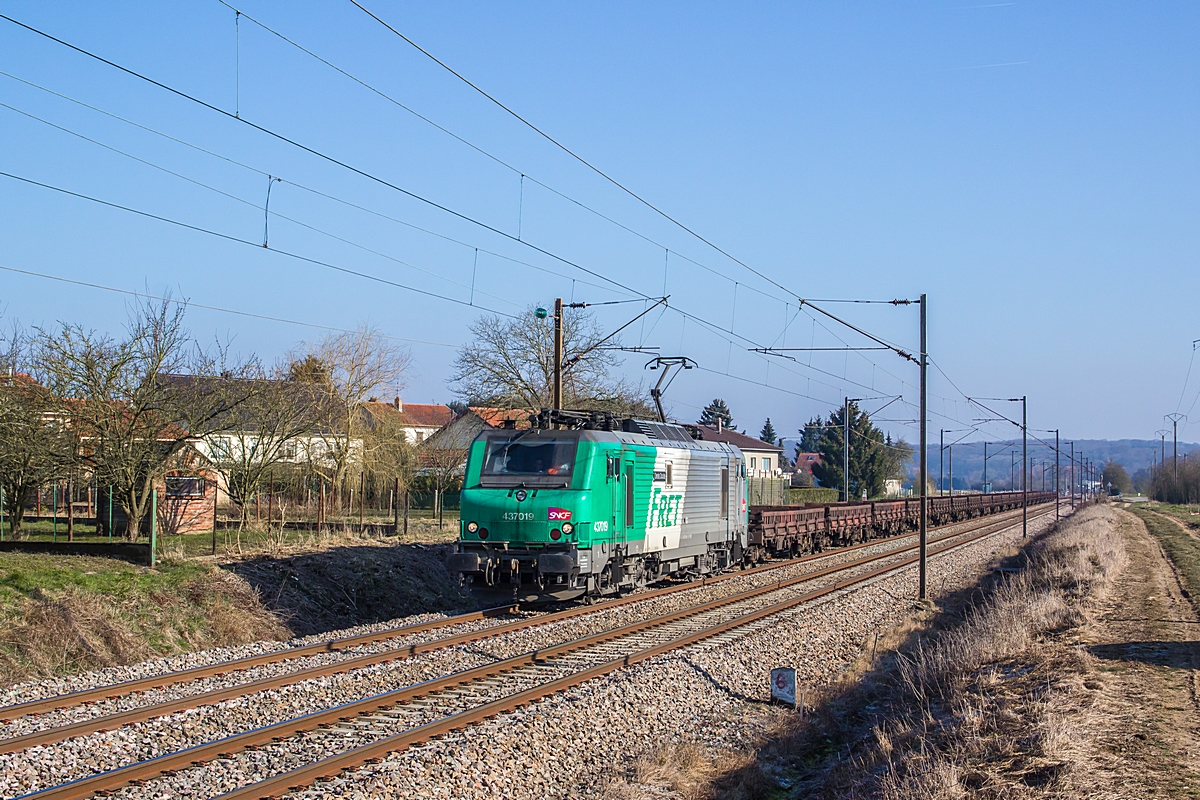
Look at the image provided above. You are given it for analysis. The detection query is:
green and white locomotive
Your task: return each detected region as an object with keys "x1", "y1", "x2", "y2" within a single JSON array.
[{"x1": 447, "y1": 409, "x2": 748, "y2": 602}]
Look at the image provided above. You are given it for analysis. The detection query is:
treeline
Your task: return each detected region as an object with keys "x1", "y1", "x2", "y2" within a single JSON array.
[{"x1": 1150, "y1": 460, "x2": 1200, "y2": 504}]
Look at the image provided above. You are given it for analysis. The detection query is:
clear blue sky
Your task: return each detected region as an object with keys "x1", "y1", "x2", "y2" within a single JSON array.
[{"x1": 1, "y1": 1, "x2": 1196, "y2": 447}]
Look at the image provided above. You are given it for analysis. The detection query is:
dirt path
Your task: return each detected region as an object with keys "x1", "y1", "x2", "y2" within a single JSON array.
[{"x1": 1076, "y1": 508, "x2": 1200, "y2": 797}]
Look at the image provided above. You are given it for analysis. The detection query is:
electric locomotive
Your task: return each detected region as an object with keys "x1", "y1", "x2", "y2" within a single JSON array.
[{"x1": 446, "y1": 409, "x2": 748, "y2": 602}]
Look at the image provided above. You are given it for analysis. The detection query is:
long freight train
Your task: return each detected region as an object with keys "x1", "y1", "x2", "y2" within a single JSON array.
[{"x1": 446, "y1": 410, "x2": 1055, "y2": 602}]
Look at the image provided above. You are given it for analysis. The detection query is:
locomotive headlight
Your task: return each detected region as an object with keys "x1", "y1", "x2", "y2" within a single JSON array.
[
  {"x1": 561, "y1": 522, "x2": 574, "y2": 535},
  {"x1": 466, "y1": 521, "x2": 479, "y2": 534}
]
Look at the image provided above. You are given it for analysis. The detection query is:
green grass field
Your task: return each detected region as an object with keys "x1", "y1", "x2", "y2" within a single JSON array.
[{"x1": 1129, "y1": 504, "x2": 1200, "y2": 603}]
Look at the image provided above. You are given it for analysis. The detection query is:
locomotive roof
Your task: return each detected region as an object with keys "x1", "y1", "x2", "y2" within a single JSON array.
[{"x1": 484, "y1": 419, "x2": 739, "y2": 454}]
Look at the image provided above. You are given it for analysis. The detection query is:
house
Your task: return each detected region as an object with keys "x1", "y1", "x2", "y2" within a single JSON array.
[
  {"x1": 792, "y1": 451, "x2": 822, "y2": 486},
  {"x1": 695, "y1": 424, "x2": 784, "y2": 477},
  {"x1": 360, "y1": 397, "x2": 455, "y2": 443}
]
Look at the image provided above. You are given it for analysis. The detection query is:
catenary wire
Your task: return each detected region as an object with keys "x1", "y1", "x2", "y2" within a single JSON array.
[
  {"x1": 0, "y1": 170, "x2": 520, "y2": 318},
  {"x1": 0, "y1": 100, "x2": 527, "y2": 310},
  {"x1": 0, "y1": 70, "x2": 639, "y2": 302},
  {"x1": 348, "y1": 0, "x2": 829, "y2": 306},
  {"x1": 0, "y1": 265, "x2": 459, "y2": 346}
]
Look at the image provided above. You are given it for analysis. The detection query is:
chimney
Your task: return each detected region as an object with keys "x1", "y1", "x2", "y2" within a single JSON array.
[
  {"x1": 716, "y1": 418, "x2": 723, "y2": 434},
  {"x1": 393, "y1": 396, "x2": 402, "y2": 411}
]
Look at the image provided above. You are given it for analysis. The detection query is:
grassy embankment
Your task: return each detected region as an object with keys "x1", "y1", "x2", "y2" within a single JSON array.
[
  {"x1": 0, "y1": 515, "x2": 476, "y2": 687},
  {"x1": 612, "y1": 504, "x2": 1127, "y2": 799},
  {"x1": 0, "y1": 551, "x2": 285, "y2": 686}
]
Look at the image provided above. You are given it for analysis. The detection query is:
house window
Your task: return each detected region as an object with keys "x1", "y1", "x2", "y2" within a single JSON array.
[
  {"x1": 165, "y1": 476, "x2": 206, "y2": 498},
  {"x1": 763, "y1": 458, "x2": 771, "y2": 472},
  {"x1": 416, "y1": 431, "x2": 425, "y2": 442},
  {"x1": 281, "y1": 441, "x2": 297, "y2": 460},
  {"x1": 750, "y1": 457, "x2": 757, "y2": 469}
]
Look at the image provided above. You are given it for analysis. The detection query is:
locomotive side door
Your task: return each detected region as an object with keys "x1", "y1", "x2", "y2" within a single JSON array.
[
  {"x1": 621, "y1": 454, "x2": 636, "y2": 548},
  {"x1": 607, "y1": 452, "x2": 622, "y2": 548},
  {"x1": 720, "y1": 457, "x2": 730, "y2": 540}
]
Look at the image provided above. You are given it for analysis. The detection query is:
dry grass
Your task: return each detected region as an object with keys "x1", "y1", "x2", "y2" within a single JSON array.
[
  {"x1": 0, "y1": 559, "x2": 286, "y2": 686},
  {"x1": 611, "y1": 504, "x2": 1127, "y2": 800},
  {"x1": 606, "y1": 745, "x2": 772, "y2": 800}
]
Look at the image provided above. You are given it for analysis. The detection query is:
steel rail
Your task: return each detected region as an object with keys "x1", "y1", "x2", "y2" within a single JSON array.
[
  {"x1": 0, "y1": 605, "x2": 518, "y2": 721},
  {"x1": 17, "y1": 507, "x2": 1052, "y2": 800},
  {"x1": 218, "y1": 508, "x2": 1050, "y2": 800},
  {"x1": 0, "y1": 503, "x2": 1035, "y2": 727}
]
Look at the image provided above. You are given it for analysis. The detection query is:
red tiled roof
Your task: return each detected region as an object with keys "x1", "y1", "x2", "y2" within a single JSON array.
[
  {"x1": 396, "y1": 402, "x2": 455, "y2": 428},
  {"x1": 469, "y1": 407, "x2": 533, "y2": 428},
  {"x1": 362, "y1": 401, "x2": 454, "y2": 429}
]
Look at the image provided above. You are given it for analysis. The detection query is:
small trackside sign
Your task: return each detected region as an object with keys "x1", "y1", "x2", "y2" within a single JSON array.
[
  {"x1": 770, "y1": 666, "x2": 797, "y2": 708},
  {"x1": 548, "y1": 507, "x2": 572, "y2": 521}
]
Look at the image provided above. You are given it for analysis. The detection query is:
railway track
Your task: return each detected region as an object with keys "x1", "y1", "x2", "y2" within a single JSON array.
[
  {"x1": 6, "y1": 503, "x2": 1055, "y2": 800},
  {"x1": 0, "y1": 503, "x2": 1037, "y2": 748}
]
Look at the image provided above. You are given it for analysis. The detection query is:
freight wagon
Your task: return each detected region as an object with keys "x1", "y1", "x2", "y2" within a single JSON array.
[
  {"x1": 446, "y1": 409, "x2": 1055, "y2": 602},
  {"x1": 748, "y1": 490, "x2": 1054, "y2": 561}
]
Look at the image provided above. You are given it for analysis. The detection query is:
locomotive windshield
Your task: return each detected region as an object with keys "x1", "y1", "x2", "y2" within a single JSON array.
[{"x1": 479, "y1": 433, "x2": 578, "y2": 487}]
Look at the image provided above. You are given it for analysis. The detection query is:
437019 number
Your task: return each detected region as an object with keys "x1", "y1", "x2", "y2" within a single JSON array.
[{"x1": 503, "y1": 512, "x2": 534, "y2": 521}]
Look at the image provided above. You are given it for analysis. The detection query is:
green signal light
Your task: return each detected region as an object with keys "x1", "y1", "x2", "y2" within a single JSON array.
[{"x1": 535, "y1": 307, "x2": 548, "y2": 319}]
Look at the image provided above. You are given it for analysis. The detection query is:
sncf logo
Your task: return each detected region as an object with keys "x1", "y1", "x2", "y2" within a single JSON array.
[{"x1": 548, "y1": 508, "x2": 572, "y2": 521}]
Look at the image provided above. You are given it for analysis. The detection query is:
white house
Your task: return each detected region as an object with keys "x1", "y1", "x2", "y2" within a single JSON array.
[{"x1": 696, "y1": 424, "x2": 785, "y2": 478}]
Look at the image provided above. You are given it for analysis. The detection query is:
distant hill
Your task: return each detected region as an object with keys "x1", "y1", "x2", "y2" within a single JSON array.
[{"x1": 779, "y1": 437, "x2": 1199, "y2": 491}]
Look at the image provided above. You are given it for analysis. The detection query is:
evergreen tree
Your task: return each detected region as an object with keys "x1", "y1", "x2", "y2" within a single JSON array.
[
  {"x1": 798, "y1": 417, "x2": 823, "y2": 453},
  {"x1": 809, "y1": 401, "x2": 898, "y2": 499},
  {"x1": 698, "y1": 399, "x2": 735, "y2": 430},
  {"x1": 759, "y1": 418, "x2": 777, "y2": 444}
]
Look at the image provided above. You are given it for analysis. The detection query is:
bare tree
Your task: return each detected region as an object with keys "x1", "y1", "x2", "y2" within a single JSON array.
[
  {"x1": 418, "y1": 437, "x2": 466, "y2": 530},
  {"x1": 34, "y1": 300, "x2": 253, "y2": 540},
  {"x1": 0, "y1": 326, "x2": 75, "y2": 539},
  {"x1": 361, "y1": 411, "x2": 418, "y2": 526},
  {"x1": 449, "y1": 306, "x2": 651, "y2": 414},
  {"x1": 201, "y1": 367, "x2": 320, "y2": 528},
  {"x1": 289, "y1": 326, "x2": 411, "y2": 508}
]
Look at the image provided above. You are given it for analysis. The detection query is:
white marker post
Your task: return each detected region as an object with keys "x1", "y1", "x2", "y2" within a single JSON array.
[{"x1": 770, "y1": 667, "x2": 797, "y2": 709}]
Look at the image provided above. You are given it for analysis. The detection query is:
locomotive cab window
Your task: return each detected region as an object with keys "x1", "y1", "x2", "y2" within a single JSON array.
[{"x1": 479, "y1": 433, "x2": 578, "y2": 487}]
